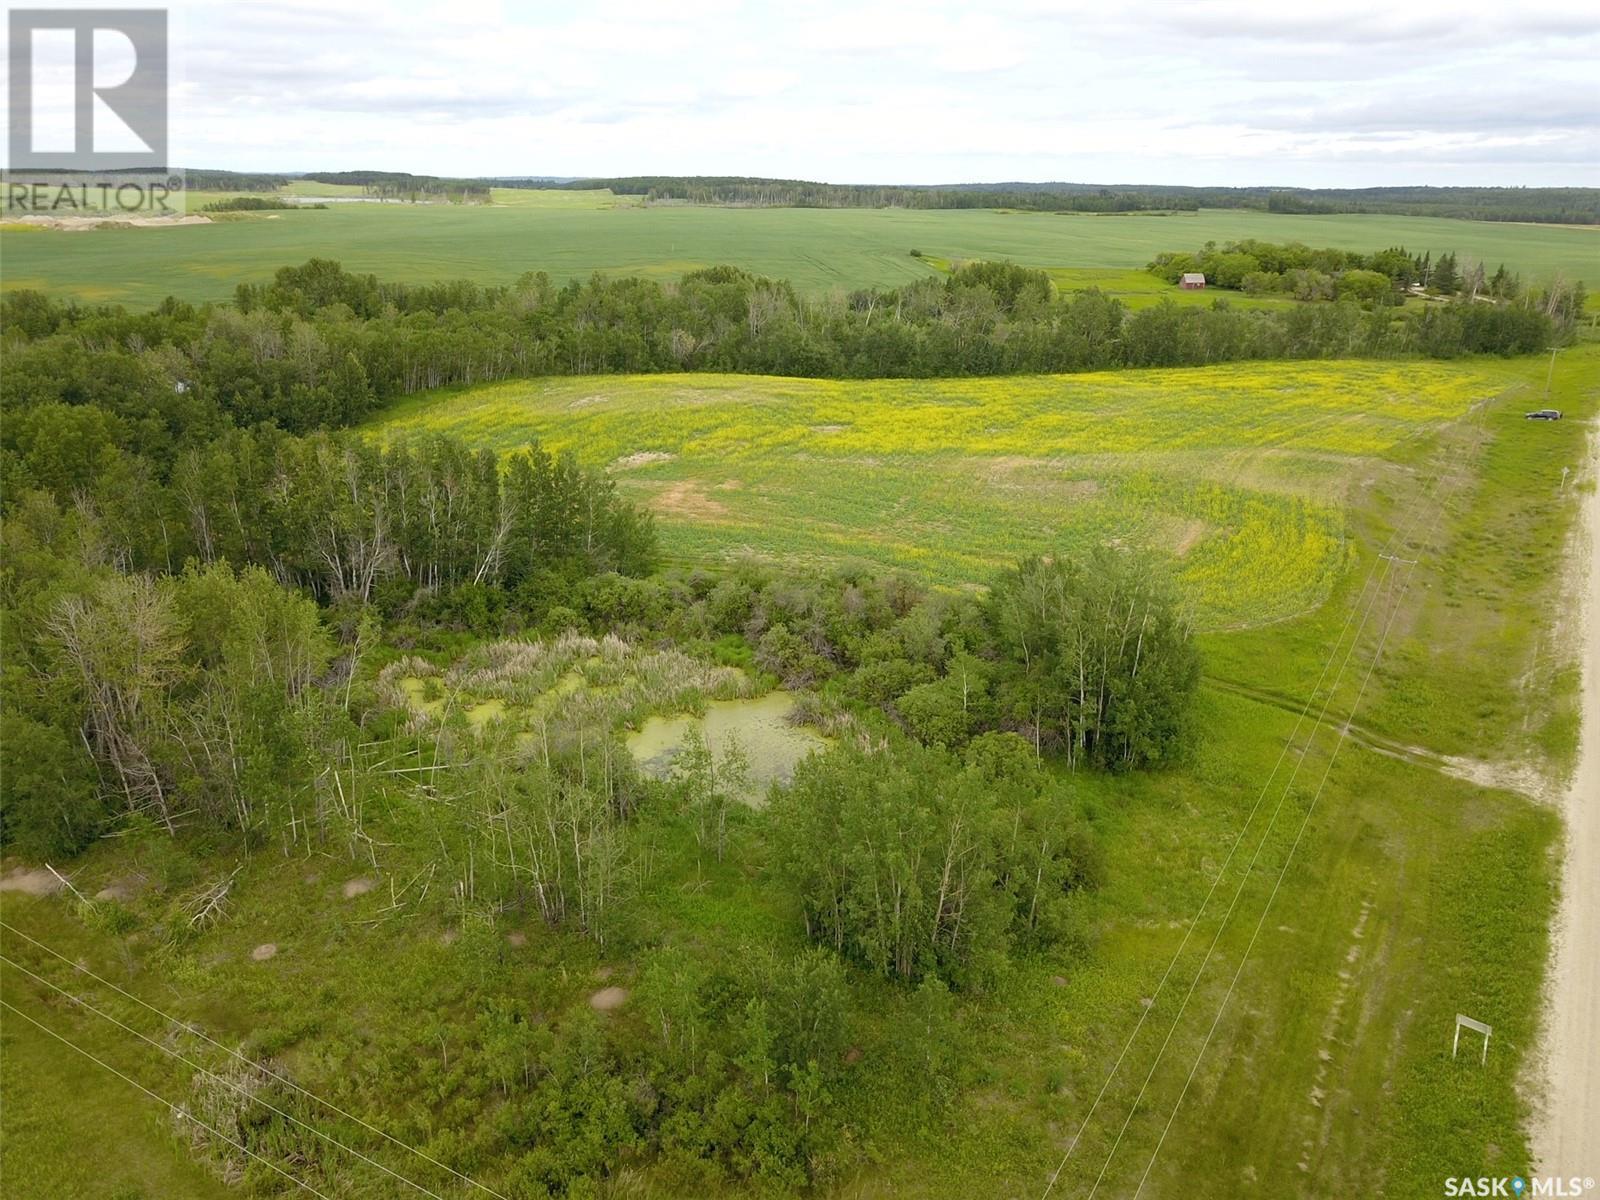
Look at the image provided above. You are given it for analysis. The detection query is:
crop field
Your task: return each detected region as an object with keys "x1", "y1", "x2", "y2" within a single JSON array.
[
  {"x1": 487, "y1": 187, "x2": 644, "y2": 209},
  {"x1": 372, "y1": 360, "x2": 1506, "y2": 628},
  {"x1": 279, "y1": 179, "x2": 368, "y2": 198},
  {"x1": 2, "y1": 200, "x2": 1594, "y2": 307}
]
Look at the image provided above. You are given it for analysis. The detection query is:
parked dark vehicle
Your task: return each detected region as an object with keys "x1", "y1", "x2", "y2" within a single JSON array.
[{"x1": 1525, "y1": 409, "x2": 1563, "y2": 420}]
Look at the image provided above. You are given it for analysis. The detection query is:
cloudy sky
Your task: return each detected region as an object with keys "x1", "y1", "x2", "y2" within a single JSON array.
[{"x1": 10, "y1": 0, "x2": 1600, "y2": 185}]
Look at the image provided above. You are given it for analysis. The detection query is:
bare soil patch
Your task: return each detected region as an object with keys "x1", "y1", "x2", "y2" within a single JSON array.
[
  {"x1": 250, "y1": 943, "x2": 278, "y2": 961},
  {"x1": 650, "y1": 480, "x2": 731, "y2": 520},
  {"x1": 612, "y1": 451, "x2": 674, "y2": 469},
  {"x1": 342, "y1": 877, "x2": 377, "y2": 899},
  {"x1": 981, "y1": 457, "x2": 1102, "y2": 499},
  {"x1": 94, "y1": 876, "x2": 143, "y2": 902},
  {"x1": 1431, "y1": 752, "x2": 1556, "y2": 803},
  {"x1": 11, "y1": 213, "x2": 212, "y2": 231},
  {"x1": 0, "y1": 867, "x2": 63, "y2": 896},
  {"x1": 1173, "y1": 519, "x2": 1207, "y2": 557},
  {"x1": 589, "y1": 986, "x2": 629, "y2": 1012}
]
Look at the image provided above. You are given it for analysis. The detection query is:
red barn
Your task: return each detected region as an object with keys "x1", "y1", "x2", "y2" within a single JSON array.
[{"x1": 1180, "y1": 272, "x2": 1206, "y2": 290}]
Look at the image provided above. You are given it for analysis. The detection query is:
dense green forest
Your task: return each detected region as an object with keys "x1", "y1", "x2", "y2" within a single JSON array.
[
  {"x1": 171, "y1": 170, "x2": 492, "y2": 201},
  {"x1": 0, "y1": 252, "x2": 1200, "y2": 1198},
  {"x1": 1255, "y1": 184, "x2": 1600, "y2": 223},
  {"x1": 201, "y1": 195, "x2": 318, "y2": 212},
  {"x1": 176, "y1": 169, "x2": 293, "y2": 192},
  {"x1": 0, "y1": 254, "x2": 1572, "y2": 448}
]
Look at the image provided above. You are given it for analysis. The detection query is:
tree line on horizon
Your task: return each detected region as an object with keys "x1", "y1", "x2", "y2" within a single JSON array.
[
  {"x1": 1147, "y1": 237, "x2": 1581, "y2": 307},
  {"x1": 1, "y1": 253, "x2": 1572, "y2": 452},
  {"x1": 172, "y1": 169, "x2": 1600, "y2": 223},
  {"x1": 561, "y1": 178, "x2": 1600, "y2": 223},
  {"x1": 562, "y1": 176, "x2": 1195, "y2": 212}
]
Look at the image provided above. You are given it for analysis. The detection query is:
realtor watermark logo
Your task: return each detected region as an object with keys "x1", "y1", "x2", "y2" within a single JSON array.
[
  {"x1": 5, "y1": 8, "x2": 182, "y2": 215},
  {"x1": 1445, "y1": 1176, "x2": 1597, "y2": 1197}
]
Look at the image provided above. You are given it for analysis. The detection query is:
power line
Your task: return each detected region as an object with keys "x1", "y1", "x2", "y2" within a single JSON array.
[
  {"x1": 1130, "y1": 550, "x2": 1417, "y2": 1198},
  {"x1": 1118, "y1": 399, "x2": 1482, "y2": 1196},
  {"x1": 1038, "y1": 527, "x2": 1400, "y2": 1198},
  {"x1": 1039, "y1": 437, "x2": 1437, "y2": 1199},
  {"x1": 1083, "y1": 555, "x2": 1403, "y2": 1200},
  {"x1": 0, "y1": 952, "x2": 449, "y2": 1200},
  {"x1": 0, "y1": 920, "x2": 510, "y2": 1200},
  {"x1": 1048, "y1": 391, "x2": 1488, "y2": 1196},
  {"x1": 0, "y1": 997, "x2": 334, "y2": 1200}
]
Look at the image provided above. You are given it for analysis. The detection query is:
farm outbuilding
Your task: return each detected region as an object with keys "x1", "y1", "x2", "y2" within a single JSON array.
[{"x1": 1180, "y1": 273, "x2": 1206, "y2": 290}]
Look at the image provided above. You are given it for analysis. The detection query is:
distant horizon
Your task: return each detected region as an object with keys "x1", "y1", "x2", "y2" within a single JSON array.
[{"x1": 171, "y1": 170, "x2": 1598, "y2": 193}]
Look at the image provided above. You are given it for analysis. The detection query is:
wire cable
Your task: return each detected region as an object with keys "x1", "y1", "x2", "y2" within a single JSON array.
[
  {"x1": 0, "y1": 997, "x2": 334, "y2": 1200},
  {"x1": 0, "y1": 952, "x2": 450, "y2": 1200},
  {"x1": 1130, "y1": 550, "x2": 1416, "y2": 1197},
  {"x1": 1051, "y1": 393, "x2": 1488, "y2": 1196},
  {"x1": 1039, "y1": 441, "x2": 1434, "y2": 1198},
  {"x1": 0, "y1": 920, "x2": 509, "y2": 1200},
  {"x1": 1118, "y1": 399, "x2": 1483, "y2": 1196}
]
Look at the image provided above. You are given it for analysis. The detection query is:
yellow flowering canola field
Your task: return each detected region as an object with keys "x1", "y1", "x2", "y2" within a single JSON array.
[{"x1": 372, "y1": 360, "x2": 1501, "y2": 628}]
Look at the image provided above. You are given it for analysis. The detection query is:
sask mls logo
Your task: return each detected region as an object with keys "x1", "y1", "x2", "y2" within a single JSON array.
[
  {"x1": 1446, "y1": 1177, "x2": 1598, "y2": 1197},
  {"x1": 8, "y1": 8, "x2": 168, "y2": 169}
]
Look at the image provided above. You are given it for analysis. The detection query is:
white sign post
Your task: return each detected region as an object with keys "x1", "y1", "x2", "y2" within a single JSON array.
[{"x1": 1453, "y1": 1013, "x2": 1492, "y2": 1065}]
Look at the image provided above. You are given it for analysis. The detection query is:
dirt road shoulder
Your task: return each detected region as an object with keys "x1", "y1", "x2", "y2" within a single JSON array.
[{"x1": 1534, "y1": 426, "x2": 1600, "y2": 1176}]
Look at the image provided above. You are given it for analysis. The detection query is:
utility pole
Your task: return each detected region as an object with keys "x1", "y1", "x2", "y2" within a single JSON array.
[{"x1": 1545, "y1": 346, "x2": 1559, "y2": 398}]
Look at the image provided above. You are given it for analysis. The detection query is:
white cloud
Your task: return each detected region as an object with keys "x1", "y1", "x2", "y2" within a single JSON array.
[{"x1": 5, "y1": 0, "x2": 1594, "y2": 185}]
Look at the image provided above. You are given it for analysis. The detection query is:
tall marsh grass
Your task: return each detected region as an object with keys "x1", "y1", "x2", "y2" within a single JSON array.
[{"x1": 377, "y1": 632, "x2": 756, "y2": 742}]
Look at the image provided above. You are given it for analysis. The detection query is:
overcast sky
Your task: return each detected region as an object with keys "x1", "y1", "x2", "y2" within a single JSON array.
[{"x1": 9, "y1": 0, "x2": 1600, "y2": 185}]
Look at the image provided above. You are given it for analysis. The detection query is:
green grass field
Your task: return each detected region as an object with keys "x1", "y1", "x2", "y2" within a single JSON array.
[
  {"x1": 279, "y1": 180, "x2": 368, "y2": 198},
  {"x1": 0, "y1": 964, "x2": 224, "y2": 1200},
  {"x1": 2, "y1": 202, "x2": 1594, "y2": 307},
  {"x1": 487, "y1": 187, "x2": 643, "y2": 209},
  {"x1": 371, "y1": 360, "x2": 1505, "y2": 628},
  {"x1": 4, "y1": 347, "x2": 1595, "y2": 1198}
]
